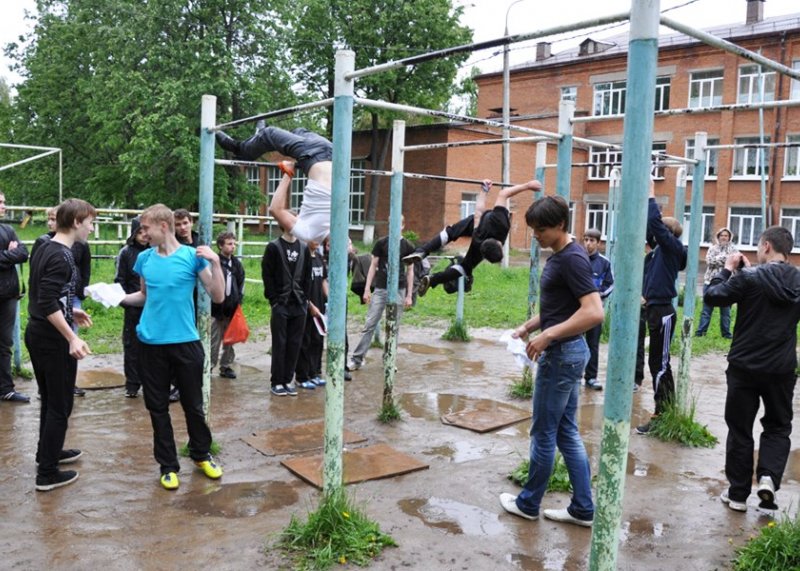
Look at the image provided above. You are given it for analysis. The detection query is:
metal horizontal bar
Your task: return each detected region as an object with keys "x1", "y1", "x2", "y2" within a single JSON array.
[
  {"x1": 215, "y1": 159, "x2": 281, "y2": 168},
  {"x1": 213, "y1": 98, "x2": 335, "y2": 131},
  {"x1": 573, "y1": 99, "x2": 800, "y2": 124},
  {"x1": 351, "y1": 168, "x2": 516, "y2": 187},
  {"x1": 0, "y1": 143, "x2": 60, "y2": 152},
  {"x1": 573, "y1": 137, "x2": 621, "y2": 150},
  {"x1": 402, "y1": 136, "x2": 548, "y2": 152},
  {"x1": 0, "y1": 149, "x2": 60, "y2": 172},
  {"x1": 354, "y1": 97, "x2": 562, "y2": 140},
  {"x1": 346, "y1": 11, "x2": 630, "y2": 81},
  {"x1": 706, "y1": 141, "x2": 800, "y2": 150},
  {"x1": 660, "y1": 16, "x2": 800, "y2": 82}
]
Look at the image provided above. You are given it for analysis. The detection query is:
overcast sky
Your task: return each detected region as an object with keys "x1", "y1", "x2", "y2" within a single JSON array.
[{"x1": 2, "y1": 0, "x2": 799, "y2": 88}]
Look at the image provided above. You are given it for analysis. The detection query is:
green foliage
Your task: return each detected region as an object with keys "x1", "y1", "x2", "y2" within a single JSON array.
[
  {"x1": 508, "y1": 453, "x2": 572, "y2": 493},
  {"x1": 508, "y1": 367, "x2": 533, "y2": 400},
  {"x1": 279, "y1": 489, "x2": 397, "y2": 570},
  {"x1": 12, "y1": 364, "x2": 33, "y2": 380},
  {"x1": 401, "y1": 229, "x2": 419, "y2": 244},
  {"x1": 179, "y1": 440, "x2": 222, "y2": 458},
  {"x1": 441, "y1": 319, "x2": 469, "y2": 342},
  {"x1": 647, "y1": 400, "x2": 718, "y2": 448},
  {"x1": 377, "y1": 401, "x2": 402, "y2": 423},
  {"x1": 732, "y1": 515, "x2": 800, "y2": 571}
]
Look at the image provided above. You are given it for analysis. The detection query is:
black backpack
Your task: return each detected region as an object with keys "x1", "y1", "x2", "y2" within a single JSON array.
[{"x1": 350, "y1": 254, "x2": 372, "y2": 302}]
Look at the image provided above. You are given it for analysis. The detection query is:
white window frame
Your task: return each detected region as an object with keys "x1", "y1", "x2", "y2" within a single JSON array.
[
  {"x1": 568, "y1": 201, "x2": 576, "y2": 236},
  {"x1": 245, "y1": 166, "x2": 261, "y2": 217},
  {"x1": 561, "y1": 86, "x2": 577, "y2": 103},
  {"x1": 460, "y1": 192, "x2": 477, "y2": 219},
  {"x1": 780, "y1": 208, "x2": 800, "y2": 251},
  {"x1": 682, "y1": 206, "x2": 715, "y2": 246},
  {"x1": 585, "y1": 203, "x2": 609, "y2": 239},
  {"x1": 593, "y1": 80, "x2": 626, "y2": 116},
  {"x1": 737, "y1": 64, "x2": 776, "y2": 104},
  {"x1": 784, "y1": 135, "x2": 800, "y2": 179},
  {"x1": 589, "y1": 147, "x2": 623, "y2": 180},
  {"x1": 728, "y1": 207, "x2": 763, "y2": 250},
  {"x1": 349, "y1": 159, "x2": 366, "y2": 227},
  {"x1": 791, "y1": 60, "x2": 800, "y2": 101},
  {"x1": 654, "y1": 76, "x2": 670, "y2": 111},
  {"x1": 651, "y1": 142, "x2": 667, "y2": 180},
  {"x1": 732, "y1": 136, "x2": 770, "y2": 179},
  {"x1": 689, "y1": 69, "x2": 724, "y2": 108},
  {"x1": 685, "y1": 138, "x2": 719, "y2": 179}
]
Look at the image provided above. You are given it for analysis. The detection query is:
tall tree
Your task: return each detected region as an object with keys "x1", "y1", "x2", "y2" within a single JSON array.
[
  {"x1": 288, "y1": 0, "x2": 473, "y2": 242},
  {"x1": 2, "y1": 0, "x2": 296, "y2": 209}
]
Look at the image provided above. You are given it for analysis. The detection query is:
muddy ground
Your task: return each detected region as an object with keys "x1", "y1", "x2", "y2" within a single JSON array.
[{"x1": 1, "y1": 325, "x2": 798, "y2": 571}]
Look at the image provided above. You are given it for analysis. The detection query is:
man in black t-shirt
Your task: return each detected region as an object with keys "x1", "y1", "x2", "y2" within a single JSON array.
[
  {"x1": 27, "y1": 199, "x2": 96, "y2": 492},
  {"x1": 407, "y1": 178, "x2": 541, "y2": 296},
  {"x1": 498, "y1": 195, "x2": 603, "y2": 528},
  {"x1": 347, "y1": 222, "x2": 414, "y2": 371}
]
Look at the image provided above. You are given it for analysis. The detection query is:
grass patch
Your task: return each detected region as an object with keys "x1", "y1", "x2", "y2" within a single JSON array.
[
  {"x1": 178, "y1": 440, "x2": 222, "y2": 458},
  {"x1": 733, "y1": 515, "x2": 800, "y2": 571},
  {"x1": 441, "y1": 319, "x2": 470, "y2": 342},
  {"x1": 507, "y1": 452, "x2": 572, "y2": 493},
  {"x1": 508, "y1": 367, "x2": 533, "y2": 400},
  {"x1": 647, "y1": 400, "x2": 718, "y2": 448},
  {"x1": 278, "y1": 488, "x2": 397, "y2": 570},
  {"x1": 12, "y1": 364, "x2": 33, "y2": 380},
  {"x1": 377, "y1": 400, "x2": 402, "y2": 423}
]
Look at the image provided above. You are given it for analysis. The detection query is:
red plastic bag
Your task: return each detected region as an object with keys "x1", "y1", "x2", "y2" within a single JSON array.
[{"x1": 223, "y1": 305, "x2": 250, "y2": 345}]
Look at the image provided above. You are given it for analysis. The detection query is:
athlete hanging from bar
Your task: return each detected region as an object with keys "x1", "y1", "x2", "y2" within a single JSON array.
[
  {"x1": 407, "y1": 178, "x2": 542, "y2": 296},
  {"x1": 215, "y1": 124, "x2": 332, "y2": 243}
]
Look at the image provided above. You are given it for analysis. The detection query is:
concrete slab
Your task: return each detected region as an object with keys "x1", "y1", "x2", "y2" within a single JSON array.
[
  {"x1": 242, "y1": 421, "x2": 367, "y2": 456},
  {"x1": 76, "y1": 367, "x2": 126, "y2": 390},
  {"x1": 281, "y1": 443, "x2": 429, "y2": 488}
]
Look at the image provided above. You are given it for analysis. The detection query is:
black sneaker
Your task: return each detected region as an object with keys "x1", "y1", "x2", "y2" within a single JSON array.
[
  {"x1": 344, "y1": 371, "x2": 352, "y2": 381},
  {"x1": 59, "y1": 449, "x2": 83, "y2": 464},
  {"x1": 418, "y1": 275, "x2": 431, "y2": 297},
  {"x1": 36, "y1": 470, "x2": 79, "y2": 492},
  {"x1": 74, "y1": 387, "x2": 86, "y2": 397},
  {"x1": 169, "y1": 387, "x2": 180, "y2": 403},
  {"x1": 125, "y1": 390, "x2": 138, "y2": 398},
  {"x1": 585, "y1": 378, "x2": 603, "y2": 391},
  {"x1": 635, "y1": 422, "x2": 651, "y2": 435},
  {"x1": 219, "y1": 367, "x2": 237, "y2": 379},
  {"x1": 403, "y1": 251, "x2": 424, "y2": 266},
  {"x1": 215, "y1": 131, "x2": 241, "y2": 154},
  {"x1": 2, "y1": 390, "x2": 30, "y2": 403}
]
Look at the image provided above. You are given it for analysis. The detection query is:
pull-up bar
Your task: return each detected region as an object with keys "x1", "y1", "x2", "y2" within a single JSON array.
[
  {"x1": 574, "y1": 98, "x2": 800, "y2": 124},
  {"x1": 352, "y1": 168, "x2": 517, "y2": 187},
  {"x1": 402, "y1": 136, "x2": 548, "y2": 152},
  {"x1": 706, "y1": 141, "x2": 800, "y2": 151},
  {"x1": 215, "y1": 158, "x2": 283, "y2": 168},
  {"x1": 345, "y1": 12, "x2": 631, "y2": 81},
  {"x1": 213, "y1": 98, "x2": 335, "y2": 131}
]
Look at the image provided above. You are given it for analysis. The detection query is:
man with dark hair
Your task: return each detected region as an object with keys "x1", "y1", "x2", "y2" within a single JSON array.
[
  {"x1": 705, "y1": 226, "x2": 800, "y2": 513},
  {"x1": 499, "y1": 194, "x2": 604, "y2": 528},
  {"x1": 581, "y1": 228, "x2": 614, "y2": 391},
  {"x1": 173, "y1": 209, "x2": 199, "y2": 247},
  {"x1": 410, "y1": 179, "x2": 542, "y2": 296},
  {"x1": 121, "y1": 204, "x2": 225, "y2": 490},
  {"x1": 0, "y1": 192, "x2": 30, "y2": 403},
  {"x1": 115, "y1": 217, "x2": 148, "y2": 398},
  {"x1": 27, "y1": 198, "x2": 96, "y2": 490},
  {"x1": 217, "y1": 125, "x2": 332, "y2": 243},
  {"x1": 635, "y1": 183, "x2": 688, "y2": 434},
  {"x1": 211, "y1": 231, "x2": 245, "y2": 379}
]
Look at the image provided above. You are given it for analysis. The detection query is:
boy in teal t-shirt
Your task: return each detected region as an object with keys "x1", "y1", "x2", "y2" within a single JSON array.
[{"x1": 122, "y1": 204, "x2": 225, "y2": 490}]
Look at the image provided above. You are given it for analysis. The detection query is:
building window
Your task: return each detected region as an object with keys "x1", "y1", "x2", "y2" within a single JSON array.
[
  {"x1": 732, "y1": 137, "x2": 770, "y2": 177},
  {"x1": 593, "y1": 80, "x2": 626, "y2": 116},
  {"x1": 245, "y1": 166, "x2": 262, "y2": 217},
  {"x1": 561, "y1": 86, "x2": 577, "y2": 102},
  {"x1": 689, "y1": 69, "x2": 724, "y2": 108},
  {"x1": 737, "y1": 65, "x2": 776, "y2": 104},
  {"x1": 685, "y1": 138, "x2": 719, "y2": 179},
  {"x1": 349, "y1": 159, "x2": 366, "y2": 226},
  {"x1": 682, "y1": 206, "x2": 715, "y2": 246},
  {"x1": 780, "y1": 208, "x2": 800, "y2": 250},
  {"x1": 654, "y1": 76, "x2": 671, "y2": 111},
  {"x1": 786, "y1": 135, "x2": 800, "y2": 178},
  {"x1": 568, "y1": 201, "x2": 576, "y2": 235},
  {"x1": 791, "y1": 60, "x2": 800, "y2": 100},
  {"x1": 729, "y1": 207, "x2": 763, "y2": 248},
  {"x1": 460, "y1": 192, "x2": 477, "y2": 219},
  {"x1": 651, "y1": 142, "x2": 667, "y2": 179},
  {"x1": 589, "y1": 147, "x2": 623, "y2": 179},
  {"x1": 585, "y1": 203, "x2": 609, "y2": 238}
]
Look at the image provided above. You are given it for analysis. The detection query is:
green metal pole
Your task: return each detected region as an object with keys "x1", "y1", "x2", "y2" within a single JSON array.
[
  {"x1": 383, "y1": 120, "x2": 405, "y2": 409},
  {"x1": 455, "y1": 276, "x2": 465, "y2": 324},
  {"x1": 607, "y1": 167, "x2": 621, "y2": 269},
  {"x1": 13, "y1": 299, "x2": 21, "y2": 371},
  {"x1": 676, "y1": 133, "x2": 707, "y2": 411},
  {"x1": 323, "y1": 50, "x2": 355, "y2": 494},
  {"x1": 198, "y1": 94, "x2": 216, "y2": 420},
  {"x1": 672, "y1": 167, "x2": 687, "y2": 308},
  {"x1": 556, "y1": 100, "x2": 575, "y2": 201},
  {"x1": 528, "y1": 141, "x2": 546, "y2": 317},
  {"x1": 589, "y1": 2, "x2": 659, "y2": 569},
  {"x1": 757, "y1": 66, "x2": 768, "y2": 225}
]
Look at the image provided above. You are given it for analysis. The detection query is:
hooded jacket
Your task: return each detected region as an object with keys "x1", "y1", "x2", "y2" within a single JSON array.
[
  {"x1": 705, "y1": 262, "x2": 800, "y2": 373},
  {"x1": 0, "y1": 223, "x2": 28, "y2": 300},
  {"x1": 115, "y1": 218, "x2": 148, "y2": 295},
  {"x1": 703, "y1": 227, "x2": 738, "y2": 284}
]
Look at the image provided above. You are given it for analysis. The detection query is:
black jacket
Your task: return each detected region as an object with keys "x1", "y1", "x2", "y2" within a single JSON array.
[
  {"x1": 31, "y1": 231, "x2": 91, "y2": 299},
  {"x1": 212, "y1": 254, "x2": 245, "y2": 318},
  {"x1": 642, "y1": 199, "x2": 687, "y2": 305},
  {"x1": 0, "y1": 224, "x2": 28, "y2": 300},
  {"x1": 115, "y1": 218, "x2": 147, "y2": 295},
  {"x1": 705, "y1": 262, "x2": 800, "y2": 373},
  {"x1": 261, "y1": 238, "x2": 312, "y2": 307}
]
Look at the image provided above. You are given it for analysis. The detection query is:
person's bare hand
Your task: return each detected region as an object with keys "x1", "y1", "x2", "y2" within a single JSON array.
[
  {"x1": 404, "y1": 295, "x2": 412, "y2": 309},
  {"x1": 196, "y1": 245, "x2": 220, "y2": 263},
  {"x1": 526, "y1": 330, "x2": 553, "y2": 361},
  {"x1": 363, "y1": 291, "x2": 371, "y2": 304},
  {"x1": 69, "y1": 337, "x2": 91, "y2": 360},
  {"x1": 511, "y1": 324, "x2": 528, "y2": 339},
  {"x1": 8, "y1": 240, "x2": 18, "y2": 250},
  {"x1": 725, "y1": 252, "x2": 743, "y2": 272},
  {"x1": 526, "y1": 180, "x2": 543, "y2": 192},
  {"x1": 73, "y1": 309, "x2": 93, "y2": 328}
]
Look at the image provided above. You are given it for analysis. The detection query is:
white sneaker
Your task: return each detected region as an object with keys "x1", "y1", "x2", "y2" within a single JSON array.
[
  {"x1": 543, "y1": 508, "x2": 593, "y2": 527},
  {"x1": 757, "y1": 475, "x2": 776, "y2": 506},
  {"x1": 498, "y1": 493, "x2": 538, "y2": 521},
  {"x1": 720, "y1": 491, "x2": 747, "y2": 512},
  {"x1": 347, "y1": 358, "x2": 362, "y2": 371}
]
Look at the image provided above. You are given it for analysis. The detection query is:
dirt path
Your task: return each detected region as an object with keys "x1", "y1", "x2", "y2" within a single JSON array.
[{"x1": 1, "y1": 326, "x2": 798, "y2": 570}]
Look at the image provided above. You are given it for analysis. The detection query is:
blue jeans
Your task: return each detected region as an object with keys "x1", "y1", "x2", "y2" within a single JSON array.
[
  {"x1": 516, "y1": 337, "x2": 594, "y2": 520},
  {"x1": 697, "y1": 284, "x2": 731, "y2": 336}
]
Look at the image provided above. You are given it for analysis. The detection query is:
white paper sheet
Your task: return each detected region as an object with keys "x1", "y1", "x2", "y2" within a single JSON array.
[
  {"x1": 499, "y1": 330, "x2": 534, "y2": 369},
  {"x1": 85, "y1": 282, "x2": 126, "y2": 308}
]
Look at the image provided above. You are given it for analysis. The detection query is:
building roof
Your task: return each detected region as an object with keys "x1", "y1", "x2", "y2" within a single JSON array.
[{"x1": 479, "y1": 11, "x2": 800, "y2": 78}]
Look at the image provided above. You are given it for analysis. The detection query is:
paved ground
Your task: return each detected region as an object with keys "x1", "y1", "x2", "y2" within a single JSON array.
[{"x1": 1, "y1": 325, "x2": 798, "y2": 570}]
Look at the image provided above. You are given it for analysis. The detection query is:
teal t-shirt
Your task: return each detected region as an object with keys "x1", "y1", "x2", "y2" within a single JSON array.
[{"x1": 134, "y1": 245, "x2": 209, "y2": 344}]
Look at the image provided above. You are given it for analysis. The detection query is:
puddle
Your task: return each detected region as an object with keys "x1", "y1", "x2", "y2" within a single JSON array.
[
  {"x1": 176, "y1": 481, "x2": 298, "y2": 518},
  {"x1": 620, "y1": 517, "x2": 668, "y2": 542},
  {"x1": 76, "y1": 368, "x2": 126, "y2": 390},
  {"x1": 398, "y1": 497, "x2": 506, "y2": 536},
  {"x1": 400, "y1": 343, "x2": 453, "y2": 356},
  {"x1": 400, "y1": 392, "x2": 519, "y2": 421},
  {"x1": 421, "y1": 441, "x2": 490, "y2": 463},
  {"x1": 626, "y1": 452, "x2": 665, "y2": 479}
]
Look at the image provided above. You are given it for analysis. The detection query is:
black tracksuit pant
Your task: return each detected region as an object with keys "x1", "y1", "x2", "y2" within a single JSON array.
[
  {"x1": 295, "y1": 314, "x2": 324, "y2": 382},
  {"x1": 122, "y1": 307, "x2": 143, "y2": 394},
  {"x1": 635, "y1": 303, "x2": 677, "y2": 413},
  {"x1": 270, "y1": 303, "x2": 307, "y2": 387}
]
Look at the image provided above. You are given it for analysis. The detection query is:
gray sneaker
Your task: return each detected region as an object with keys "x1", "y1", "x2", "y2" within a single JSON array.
[
  {"x1": 721, "y1": 491, "x2": 747, "y2": 512},
  {"x1": 585, "y1": 378, "x2": 603, "y2": 391},
  {"x1": 757, "y1": 475, "x2": 777, "y2": 509}
]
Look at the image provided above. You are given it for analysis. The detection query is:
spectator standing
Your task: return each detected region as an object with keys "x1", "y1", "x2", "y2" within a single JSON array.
[
  {"x1": 210, "y1": 232, "x2": 245, "y2": 379},
  {"x1": 696, "y1": 227, "x2": 737, "y2": 338}
]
